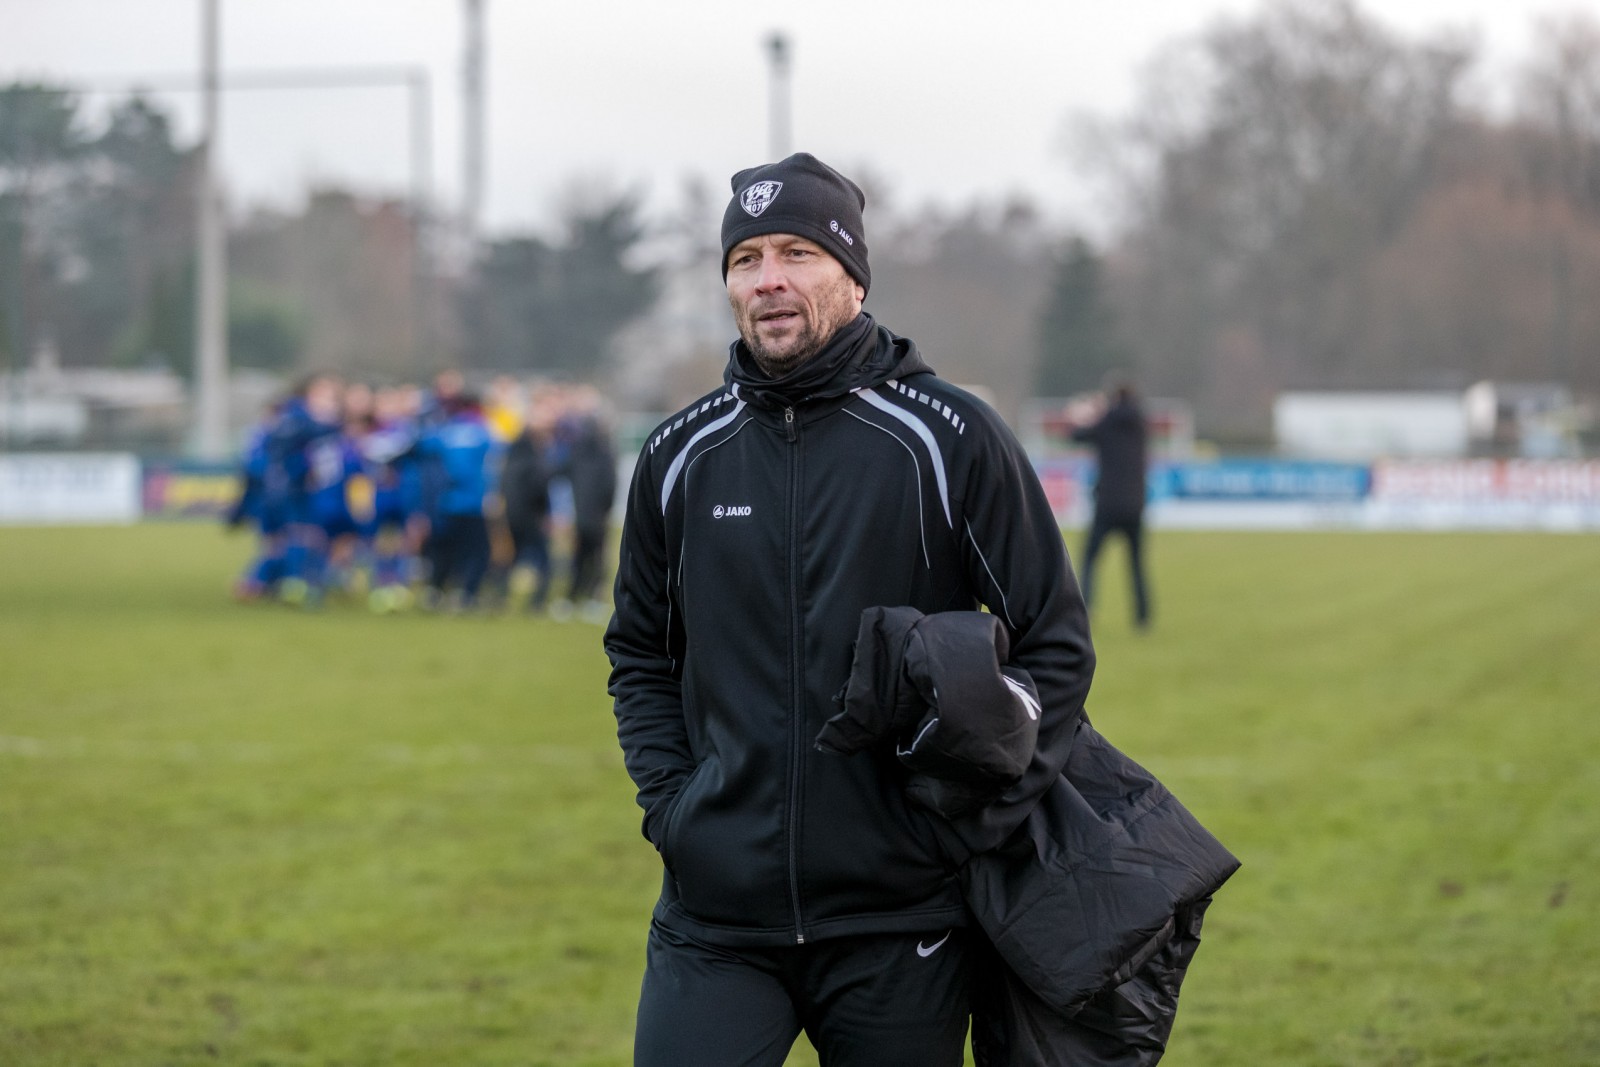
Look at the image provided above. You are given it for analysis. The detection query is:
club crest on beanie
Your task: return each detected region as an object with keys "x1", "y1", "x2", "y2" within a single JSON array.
[{"x1": 721, "y1": 152, "x2": 871, "y2": 293}]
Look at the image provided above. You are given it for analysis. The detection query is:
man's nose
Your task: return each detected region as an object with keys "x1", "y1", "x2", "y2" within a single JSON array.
[{"x1": 753, "y1": 254, "x2": 788, "y2": 292}]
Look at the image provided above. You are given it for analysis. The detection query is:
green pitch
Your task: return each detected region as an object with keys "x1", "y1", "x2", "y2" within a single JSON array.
[{"x1": 1, "y1": 524, "x2": 1597, "y2": 1065}]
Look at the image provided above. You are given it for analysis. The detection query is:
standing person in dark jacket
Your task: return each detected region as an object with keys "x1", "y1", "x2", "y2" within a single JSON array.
[
  {"x1": 1071, "y1": 380, "x2": 1152, "y2": 629},
  {"x1": 559, "y1": 385, "x2": 618, "y2": 624},
  {"x1": 605, "y1": 153, "x2": 1095, "y2": 1066}
]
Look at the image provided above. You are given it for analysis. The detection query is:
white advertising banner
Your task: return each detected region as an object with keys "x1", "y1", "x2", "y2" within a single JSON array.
[
  {"x1": 1369, "y1": 459, "x2": 1600, "y2": 531},
  {"x1": 0, "y1": 453, "x2": 142, "y2": 524}
]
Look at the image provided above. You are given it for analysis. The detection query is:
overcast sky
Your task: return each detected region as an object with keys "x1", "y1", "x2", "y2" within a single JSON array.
[{"x1": 2, "y1": 0, "x2": 1591, "y2": 237}]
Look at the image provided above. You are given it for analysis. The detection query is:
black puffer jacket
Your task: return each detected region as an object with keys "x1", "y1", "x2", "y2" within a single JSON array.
[
  {"x1": 605, "y1": 314, "x2": 1095, "y2": 947},
  {"x1": 818, "y1": 606, "x2": 1041, "y2": 817},
  {"x1": 828, "y1": 604, "x2": 1240, "y2": 1065},
  {"x1": 965, "y1": 723, "x2": 1237, "y2": 1065}
]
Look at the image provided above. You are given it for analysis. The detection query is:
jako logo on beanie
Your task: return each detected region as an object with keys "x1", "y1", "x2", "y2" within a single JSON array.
[{"x1": 740, "y1": 181, "x2": 783, "y2": 218}]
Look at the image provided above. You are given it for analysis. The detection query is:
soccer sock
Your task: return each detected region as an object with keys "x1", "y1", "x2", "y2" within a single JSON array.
[{"x1": 252, "y1": 536, "x2": 286, "y2": 587}]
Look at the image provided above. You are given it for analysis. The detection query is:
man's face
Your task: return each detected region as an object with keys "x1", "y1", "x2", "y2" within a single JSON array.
[
  {"x1": 306, "y1": 376, "x2": 343, "y2": 422},
  {"x1": 726, "y1": 234, "x2": 865, "y2": 378}
]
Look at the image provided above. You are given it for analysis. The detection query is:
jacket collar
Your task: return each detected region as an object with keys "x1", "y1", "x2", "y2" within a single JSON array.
[{"x1": 724, "y1": 313, "x2": 934, "y2": 412}]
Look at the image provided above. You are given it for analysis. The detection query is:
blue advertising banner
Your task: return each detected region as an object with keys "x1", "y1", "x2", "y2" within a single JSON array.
[{"x1": 1150, "y1": 460, "x2": 1371, "y2": 502}]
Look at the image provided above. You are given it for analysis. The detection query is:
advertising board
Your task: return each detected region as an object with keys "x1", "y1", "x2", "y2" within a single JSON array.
[{"x1": 0, "y1": 453, "x2": 142, "y2": 524}]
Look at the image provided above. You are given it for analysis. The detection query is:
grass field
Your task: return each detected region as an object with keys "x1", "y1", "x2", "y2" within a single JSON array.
[{"x1": 1, "y1": 523, "x2": 1597, "y2": 1065}]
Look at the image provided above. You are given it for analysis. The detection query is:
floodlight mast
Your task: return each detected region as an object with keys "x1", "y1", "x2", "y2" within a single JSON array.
[
  {"x1": 194, "y1": 0, "x2": 229, "y2": 459},
  {"x1": 766, "y1": 32, "x2": 792, "y2": 160},
  {"x1": 462, "y1": 0, "x2": 487, "y2": 256}
]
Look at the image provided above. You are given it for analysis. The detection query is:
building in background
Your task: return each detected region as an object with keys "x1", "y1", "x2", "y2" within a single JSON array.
[
  {"x1": 1464, "y1": 381, "x2": 1582, "y2": 459},
  {"x1": 1273, "y1": 392, "x2": 1470, "y2": 460}
]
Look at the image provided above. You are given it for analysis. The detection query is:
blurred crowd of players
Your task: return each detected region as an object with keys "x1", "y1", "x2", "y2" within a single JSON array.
[{"x1": 225, "y1": 369, "x2": 618, "y2": 621}]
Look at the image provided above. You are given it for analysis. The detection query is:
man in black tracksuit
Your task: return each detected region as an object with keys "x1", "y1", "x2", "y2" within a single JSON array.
[
  {"x1": 605, "y1": 153, "x2": 1095, "y2": 1065},
  {"x1": 1071, "y1": 382, "x2": 1151, "y2": 628}
]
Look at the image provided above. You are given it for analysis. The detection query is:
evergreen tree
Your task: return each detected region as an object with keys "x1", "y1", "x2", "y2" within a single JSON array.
[
  {"x1": 0, "y1": 84, "x2": 198, "y2": 372},
  {"x1": 0, "y1": 83, "x2": 85, "y2": 368},
  {"x1": 460, "y1": 192, "x2": 660, "y2": 376},
  {"x1": 1034, "y1": 237, "x2": 1127, "y2": 397}
]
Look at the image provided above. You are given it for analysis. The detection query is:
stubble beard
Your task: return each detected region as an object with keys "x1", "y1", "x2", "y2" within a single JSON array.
[{"x1": 735, "y1": 275, "x2": 859, "y2": 380}]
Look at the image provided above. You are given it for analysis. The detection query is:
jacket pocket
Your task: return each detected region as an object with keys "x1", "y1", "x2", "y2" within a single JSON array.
[
  {"x1": 658, "y1": 755, "x2": 792, "y2": 928},
  {"x1": 657, "y1": 759, "x2": 711, "y2": 866}
]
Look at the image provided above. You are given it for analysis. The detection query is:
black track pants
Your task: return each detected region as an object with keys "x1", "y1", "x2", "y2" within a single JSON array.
[
  {"x1": 569, "y1": 521, "x2": 609, "y2": 602},
  {"x1": 1079, "y1": 511, "x2": 1150, "y2": 626},
  {"x1": 634, "y1": 921, "x2": 971, "y2": 1067},
  {"x1": 428, "y1": 512, "x2": 490, "y2": 600}
]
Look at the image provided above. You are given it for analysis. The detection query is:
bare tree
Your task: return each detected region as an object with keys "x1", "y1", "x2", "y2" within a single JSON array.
[
  {"x1": 1082, "y1": 0, "x2": 1476, "y2": 436},
  {"x1": 868, "y1": 198, "x2": 1054, "y2": 423},
  {"x1": 1515, "y1": 13, "x2": 1600, "y2": 387}
]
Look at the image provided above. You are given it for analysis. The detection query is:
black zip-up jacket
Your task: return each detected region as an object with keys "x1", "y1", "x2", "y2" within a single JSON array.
[
  {"x1": 1071, "y1": 397, "x2": 1148, "y2": 522},
  {"x1": 605, "y1": 314, "x2": 1095, "y2": 947}
]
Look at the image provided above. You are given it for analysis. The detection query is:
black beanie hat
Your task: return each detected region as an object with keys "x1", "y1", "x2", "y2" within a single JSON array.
[{"x1": 721, "y1": 152, "x2": 870, "y2": 294}]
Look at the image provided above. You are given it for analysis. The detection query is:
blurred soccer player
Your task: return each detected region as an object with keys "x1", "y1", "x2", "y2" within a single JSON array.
[
  {"x1": 226, "y1": 400, "x2": 287, "y2": 601},
  {"x1": 361, "y1": 385, "x2": 424, "y2": 612},
  {"x1": 500, "y1": 383, "x2": 559, "y2": 613},
  {"x1": 555, "y1": 385, "x2": 617, "y2": 624},
  {"x1": 415, "y1": 391, "x2": 503, "y2": 611},
  {"x1": 270, "y1": 373, "x2": 343, "y2": 608}
]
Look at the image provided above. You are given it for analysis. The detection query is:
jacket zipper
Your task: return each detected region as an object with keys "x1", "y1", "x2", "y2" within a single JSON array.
[{"x1": 784, "y1": 405, "x2": 805, "y2": 943}]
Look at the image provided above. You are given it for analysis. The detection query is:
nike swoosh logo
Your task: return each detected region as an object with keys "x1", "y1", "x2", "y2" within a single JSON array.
[
  {"x1": 1003, "y1": 676, "x2": 1040, "y2": 721},
  {"x1": 917, "y1": 931, "x2": 952, "y2": 958}
]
